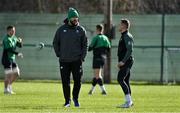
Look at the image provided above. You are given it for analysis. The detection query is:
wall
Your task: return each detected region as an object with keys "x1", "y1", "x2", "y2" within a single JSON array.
[{"x1": 0, "y1": 13, "x2": 180, "y2": 82}]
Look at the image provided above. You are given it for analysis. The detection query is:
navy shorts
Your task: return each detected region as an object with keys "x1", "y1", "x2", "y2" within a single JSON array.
[
  {"x1": 92, "y1": 56, "x2": 106, "y2": 69},
  {"x1": 2, "y1": 60, "x2": 18, "y2": 69}
]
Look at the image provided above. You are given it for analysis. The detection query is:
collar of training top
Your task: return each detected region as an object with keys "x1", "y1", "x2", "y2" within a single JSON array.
[{"x1": 121, "y1": 30, "x2": 128, "y2": 35}]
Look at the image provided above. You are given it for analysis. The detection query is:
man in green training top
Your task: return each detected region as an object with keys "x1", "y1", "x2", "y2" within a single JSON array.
[
  {"x1": 117, "y1": 19, "x2": 134, "y2": 108},
  {"x1": 1, "y1": 25, "x2": 23, "y2": 94},
  {"x1": 88, "y1": 24, "x2": 111, "y2": 95}
]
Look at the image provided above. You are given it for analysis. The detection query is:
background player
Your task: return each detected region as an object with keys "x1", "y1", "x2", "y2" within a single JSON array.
[
  {"x1": 1, "y1": 25, "x2": 23, "y2": 94},
  {"x1": 88, "y1": 24, "x2": 111, "y2": 95}
]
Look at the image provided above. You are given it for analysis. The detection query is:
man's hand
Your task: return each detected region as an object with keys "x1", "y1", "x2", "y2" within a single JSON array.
[
  {"x1": 117, "y1": 61, "x2": 125, "y2": 68},
  {"x1": 17, "y1": 52, "x2": 23, "y2": 58},
  {"x1": 17, "y1": 37, "x2": 22, "y2": 43}
]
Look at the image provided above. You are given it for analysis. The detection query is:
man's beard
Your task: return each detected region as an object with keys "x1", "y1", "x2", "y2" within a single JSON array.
[{"x1": 70, "y1": 20, "x2": 78, "y2": 26}]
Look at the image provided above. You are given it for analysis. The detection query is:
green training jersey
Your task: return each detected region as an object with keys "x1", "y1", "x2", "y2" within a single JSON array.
[
  {"x1": 89, "y1": 34, "x2": 111, "y2": 49},
  {"x1": 2, "y1": 35, "x2": 19, "y2": 61}
]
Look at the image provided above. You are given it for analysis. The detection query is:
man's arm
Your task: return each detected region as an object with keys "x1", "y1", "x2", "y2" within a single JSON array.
[
  {"x1": 122, "y1": 36, "x2": 133, "y2": 63},
  {"x1": 88, "y1": 36, "x2": 97, "y2": 51},
  {"x1": 16, "y1": 37, "x2": 23, "y2": 48},
  {"x1": 53, "y1": 30, "x2": 60, "y2": 57},
  {"x1": 81, "y1": 29, "x2": 88, "y2": 61},
  {"x1": 16, "y1": 42, "x2": 22, "y2": 48}
]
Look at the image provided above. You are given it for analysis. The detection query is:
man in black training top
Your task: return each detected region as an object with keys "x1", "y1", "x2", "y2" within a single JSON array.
[
  {"x1": 117, "y1": 19, "x2": 134, "y2": 108},
  {"x1": 53, "y1": 7, "x2": 88, "y2": 107}
]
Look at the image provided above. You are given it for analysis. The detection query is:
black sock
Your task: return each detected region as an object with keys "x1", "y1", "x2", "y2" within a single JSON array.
[
  {"x1": 92, "y1": 77, "x2": 97, "y2": 86},
  {"x1": 97, "y1": 78, "x2": 103, "y2": 86}
]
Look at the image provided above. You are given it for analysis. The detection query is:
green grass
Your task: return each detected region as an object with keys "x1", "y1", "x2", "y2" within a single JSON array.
[{"x1": 0, "y1": 81, "x2": 180, "y2": 113}]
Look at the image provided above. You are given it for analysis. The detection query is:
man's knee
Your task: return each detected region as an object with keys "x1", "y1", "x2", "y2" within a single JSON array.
[
  {"x1": 74, "y1": 79, "x2": 81, "y2": 85},
  {"x1": 4, "y1": 68, "x2": 12, "y2": 75},
  {"x1": 73, "y1": 77, "x2": 81, "y2": 87},
  {"x1": 4, "y1": 78, "x2": 9, "y2": 82},
  {"x1": 61, "y1": 74, "x2": 70, "y2": 85},
  {"x1": 73, "y1": 74, "x2": 82, "y2": 84},
  {"x1": 62, "y1": 80, "x2": 70, "y2": 86},
  {"x1": 12, "y1": 67, "x2": 20, "y2": 77},
  {"x1": 117, "y1": 76, "x2": 124, "y2": 85},
  {"x1": 92, "y1": 77, "x2": 97, "y2": 86},
  {"x1": 117, "y1": 70, "x2": 127, "y2": 84}
]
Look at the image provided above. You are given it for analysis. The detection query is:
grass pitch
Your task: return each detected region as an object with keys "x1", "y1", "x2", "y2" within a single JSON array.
[{"x1": 0, "y1": 81, "x2": 180, "y2": 113}]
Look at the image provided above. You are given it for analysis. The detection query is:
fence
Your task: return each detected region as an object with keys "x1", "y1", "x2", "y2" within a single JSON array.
[{"x1": 0, "y1": 13, "x2": 180, "y2": 82}]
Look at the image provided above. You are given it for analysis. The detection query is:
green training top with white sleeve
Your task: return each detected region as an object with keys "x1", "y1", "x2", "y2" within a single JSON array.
[
  {"x1": 88, "y1": 34, "x2": 111, "y2": 51},
  {"x1": 2, "y1": 35, "x2": 22, "y2": 61},
  {"x1": 88, "y1": 34, "x2": 111, "y2": 57}
]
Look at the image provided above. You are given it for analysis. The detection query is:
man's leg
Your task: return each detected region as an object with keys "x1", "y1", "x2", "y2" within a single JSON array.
[
  {"x1": 11, "y1": 66, "x2": 20, "y2": 84},
  {"x1": 4, "y1": 74, "x2": 11, "y2": 94},
  {"x1": 88, "y1": 77, "x2": 97, "y2": 95},
  {"x1": 88, "y1": 69, "x2": 100, "y2": 94},
  {"x1": 6, "y1": 62, "x2": 20, "y2": 93},
  {"x1": 88, "y1": 58, "x2": 98, "y2": 95},
  {"x1": 117, "y1": 67, "x2": 131, "y2": 97},
  {"x1": 4, "y1": 75, "x2": 9, "y2": 92},
  {"x1": 95, "y1": 68, "x2": 106, "y2": 95},
  {"x1": 9, "y1": 74, "x2": 18, "y2": 94},
  {"x1": 60, "y1": 62, "x2": 71, "y2": 107},
  {"x1": 3, "y1": 60, "x2": 13, "y2": 94},
  {"x1": 72, "y1": 60, "x2": 82, "y2": 107},
  {"x1": 124, "y1": 72, "x2": 131, "y2": 95},
  {"x1": 89, "y1": 57, "x2": 106, "y2": 95},
  {"x1": 97, "y1": 57, "x2": 107, "y2": 94},
  {"x1": 117, "y1": 63, "x2": 133, "y2": 108},
  {"x1": 9, "y1": 74, "x2": 18, "y2": 85},
  {"x1": 4, "y1": 68, "x2": 13, "y2": 94},
  {"x1": 9, "y1": 66, "x2": 20, "y2": 93}
]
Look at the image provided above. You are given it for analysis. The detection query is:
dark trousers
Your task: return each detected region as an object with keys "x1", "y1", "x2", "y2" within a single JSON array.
[
  {"x1": 59, "y1": 60, "x2": 82, "y2": 102},
  {"x1": 117, "y1": 59, "x2": 133, "y2": 95}
]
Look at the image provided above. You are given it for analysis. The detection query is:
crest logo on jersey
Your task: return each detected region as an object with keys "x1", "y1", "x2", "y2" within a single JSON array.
[
  {"x1": 76, "y1": 30, "x2": 79, "y2": 33},
  {"x1": 128, "y1": 41, "x2": 131, "y2": 45},
  {"x1": 63, "y1": 30, "x2": 67, "y2": 32}
]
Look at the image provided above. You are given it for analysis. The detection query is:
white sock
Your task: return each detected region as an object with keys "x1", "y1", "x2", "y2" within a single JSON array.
[
  {"x1": 125, "y1": 94, "x2": 132, "y2": 102},
  {"x1": 8, "y1": 85, "x2": 12, "y2": 92},
  {"x1": 90, "y1": 86, "x2": 95, "y2": 92},
  {"x1": 4, "y1": 87, "x2": 9, "y2": 92},
  {"x1": 100, "y1": 85, "x2": 106, "y2": 92}
]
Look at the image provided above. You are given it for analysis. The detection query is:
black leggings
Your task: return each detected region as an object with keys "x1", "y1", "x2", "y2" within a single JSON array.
[{"x1": 117, "y1": 60, "x2": 133, "y2": 95}]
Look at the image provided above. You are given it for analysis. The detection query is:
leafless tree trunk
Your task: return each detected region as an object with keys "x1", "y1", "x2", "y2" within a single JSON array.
[{"x1": 38, "y1": 0, "x2": 43, "y2": 13}]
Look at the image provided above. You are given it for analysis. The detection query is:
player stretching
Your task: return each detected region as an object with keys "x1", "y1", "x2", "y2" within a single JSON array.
[
  {"x1": 88, "y1": 24, "x2": 111, "y2": 95},
  {"x1": 1, "y1": 25, "x2": 23, "y2": 94}
]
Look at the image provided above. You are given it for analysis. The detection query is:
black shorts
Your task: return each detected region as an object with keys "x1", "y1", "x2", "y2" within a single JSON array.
[
  {"x1": 93, "y1": 57, "x2": 105, "y2": 69},
  {"x1": 2, "y1": 60, "x2": 18, "y2": 69}
]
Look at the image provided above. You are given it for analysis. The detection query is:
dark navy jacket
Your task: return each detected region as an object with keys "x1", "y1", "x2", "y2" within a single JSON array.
[{"x1": 53, "y1": 18, "x2": 88, "y2": 62}]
